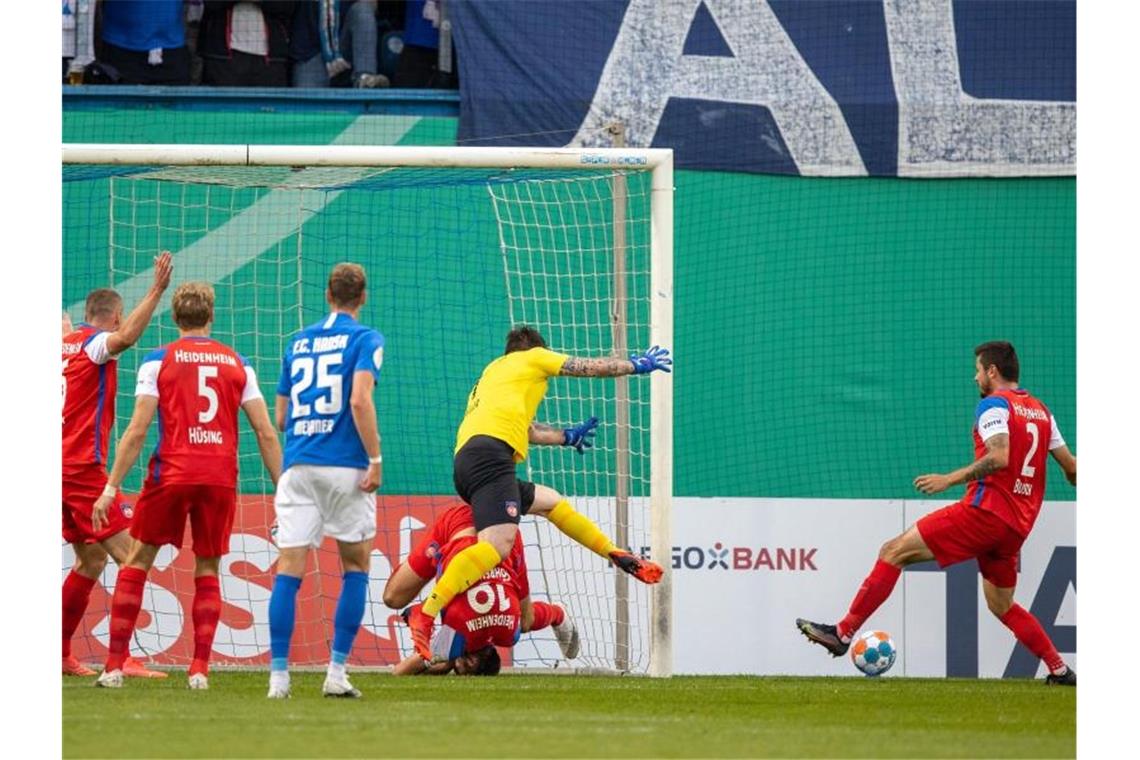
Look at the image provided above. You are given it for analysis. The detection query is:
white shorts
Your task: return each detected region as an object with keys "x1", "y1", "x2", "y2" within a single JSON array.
[{"x1": 274, "y1": 465, "x2": 377, "y2": 548}]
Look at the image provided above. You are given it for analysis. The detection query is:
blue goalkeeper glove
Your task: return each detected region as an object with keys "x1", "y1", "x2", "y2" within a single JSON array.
[
  {"x1": 630, "y1": 346, "x2": 672, "y2": 374},
  {"x1": 562, "y1": 416, "x2": 599, "y2": 454}
]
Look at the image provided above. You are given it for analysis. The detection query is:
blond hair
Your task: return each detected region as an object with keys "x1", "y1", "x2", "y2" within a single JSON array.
[
  {"x1": 327, "y1": 263, "x2": 366, "y2": 309},
  {"x1": 84, "y1": 288, "x2": 122, "y2": 321},
  {"x1": 171, "y1": 282, "x2": 215, "y2": 329}
]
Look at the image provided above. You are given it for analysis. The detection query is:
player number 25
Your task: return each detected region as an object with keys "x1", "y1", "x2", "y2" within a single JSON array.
[
  {"x1": 467, "y1": 582, "x2": 511, "y2": 615},
  {"x1": 289, "y1": 353, "x2": 344, "y2": 418}
]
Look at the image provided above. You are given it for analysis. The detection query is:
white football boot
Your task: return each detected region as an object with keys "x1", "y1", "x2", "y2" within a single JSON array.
[
  {"x1": 94, "y1": 669, "x2": 123, "y2": 689},
  {"x1": 267, "y1": 672, "x2": 291, "y2": 699},
  {"x1": 553, "y1": 616, "x2": 581, "y2": 659},
  {"x1": 187, "y1": 673, "x2": 209, "y2": 690},
  {"x1": 322, "y1": 674, "x2": 362, "y2": 698}
]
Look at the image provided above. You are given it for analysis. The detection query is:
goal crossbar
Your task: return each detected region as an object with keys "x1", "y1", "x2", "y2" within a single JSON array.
[{"x1": 63, "y1": 143, "x2": 674, "y2": 678}]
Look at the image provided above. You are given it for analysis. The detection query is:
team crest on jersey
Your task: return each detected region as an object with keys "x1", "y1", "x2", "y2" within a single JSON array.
[
  {"x1": 119, "y1": 501, "x2": 134, "y2": 520},
  {"x1": 504, "y1": 501, "x2": 519, "y2": 518},
  {"x1": 425, "y1": 541, "x2": 441, "y2": 562}
]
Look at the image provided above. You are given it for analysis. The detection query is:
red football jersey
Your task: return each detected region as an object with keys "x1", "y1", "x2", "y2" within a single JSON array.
[
  {"x1": 965, "y1": 388, "x2": 1062, "y2": 536},
  {"x1": 408, "y1": 504, "x2": 528, "y2": 651},
  {"x1": 137, "y1": 336, "x2": 261, "y2": 488},
  {"x1": 62, "y1": 325, "x2": 117, "y2": 477}
]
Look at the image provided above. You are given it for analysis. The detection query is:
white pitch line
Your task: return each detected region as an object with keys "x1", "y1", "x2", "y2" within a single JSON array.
[{"x1": 66, "y1": 115, "x2": 422, "y2": 319}]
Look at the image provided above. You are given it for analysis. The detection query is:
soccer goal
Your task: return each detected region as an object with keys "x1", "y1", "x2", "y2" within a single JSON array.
[{"x1": 62, "y1": 144, "x2": 674, "y2": 677}]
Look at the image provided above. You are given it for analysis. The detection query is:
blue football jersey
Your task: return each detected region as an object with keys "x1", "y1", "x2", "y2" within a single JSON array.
[{"x1": 277, "y1": 312, "x2": 385, "y2": 470}]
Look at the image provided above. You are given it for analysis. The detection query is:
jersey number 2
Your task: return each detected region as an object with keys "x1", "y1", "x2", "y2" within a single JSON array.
[{"x1": 1020, "y1": 422, "x2": 1039, "y2": 477}]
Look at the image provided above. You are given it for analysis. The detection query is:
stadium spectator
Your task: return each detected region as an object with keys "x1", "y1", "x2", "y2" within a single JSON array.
[
  {"x1": 97, "y1": 0, "x2": 193, "y2": 85},
  {"x1": 198, "y1": 1, "x2": 297, "y2": 87},
  {"x1": 290, "y1": 0, "x2": 389, "y2": 88},
  {"x1": 391, "y1": 0, "x2": 455, "y2": 88},
  {"x1": 62, "y1": 0, "x2": 98, "y2": 84}
]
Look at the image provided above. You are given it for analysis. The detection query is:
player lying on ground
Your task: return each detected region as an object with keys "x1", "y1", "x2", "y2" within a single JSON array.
[
  {"x1": 266, "y1": 263, "x2": 386, "y2": 700},
  {"x1": 406, "y1": 325, "x2": 671, "y2": 662},
  {"x1": 384, "y1": 504, "x2": 579, "y2": 676},
  {"x1": 93, "y1": 282, "x2": 282, "y2": 690},
  {"x1": 797, "y1": 341, "x2": 1077, "y2": 686},
  {"x1": 61, "y1": 252, "x2": 173, "y2": 678}
]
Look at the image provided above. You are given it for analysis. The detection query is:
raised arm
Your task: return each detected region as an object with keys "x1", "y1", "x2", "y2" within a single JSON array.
[
  {"x1": 350, "y1": 370, "x2": 382, "y2": 492},
  {"x1": 914, "y1": 433, "x2": 1010, "y2": 495},
  {"x1": 105, "y1": 251, "x2": 173, "y2": 357},
  {"x1": 559, "y1": 346, "x2": 672, "y2": 378},
  {"x1": 243, "y1": 397, "x2": 283, "y2": 486},
  {"x1": 1050, "y1": 445, "x2": 1077, "y2": 486},
  {"x1": 91, "y1": 396, "x2": 157, "y2": 531}
]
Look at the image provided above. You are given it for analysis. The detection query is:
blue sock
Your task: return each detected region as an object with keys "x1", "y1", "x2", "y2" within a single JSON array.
[
  {"x1": 269, "y1": 574, "x2": 302, "y2": 673},
  {"x1": 331, "y1": 571, "x2": 369, "y2": 666}
]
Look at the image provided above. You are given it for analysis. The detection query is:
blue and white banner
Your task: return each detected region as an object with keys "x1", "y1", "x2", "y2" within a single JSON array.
[{"x1": 451, "y1": 0, "x2": 1075, "y2": 177}]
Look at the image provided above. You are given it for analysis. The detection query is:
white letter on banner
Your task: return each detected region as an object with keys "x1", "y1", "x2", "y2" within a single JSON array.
[
  {"x1": 569, "y1": 0, "x2": 867, "y2": 176},
  {"x1": 884, "y1": 0, "x2": 1074, "y2": 176},
  {"x1": 213, "y1": 534, "x2": 278, "y2": 658}
]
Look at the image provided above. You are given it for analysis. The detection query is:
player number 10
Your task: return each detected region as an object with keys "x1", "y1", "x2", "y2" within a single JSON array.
[{"x1": 466, "y1": 582, "x2": 511, "y2": 615}]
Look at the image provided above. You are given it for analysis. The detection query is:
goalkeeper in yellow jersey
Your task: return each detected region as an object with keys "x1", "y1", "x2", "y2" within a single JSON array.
[{"x1": 406, "y1": 325, "x2": 672, "y2": 663}]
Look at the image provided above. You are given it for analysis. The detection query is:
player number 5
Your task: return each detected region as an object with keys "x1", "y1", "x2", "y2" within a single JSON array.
[{"x1": 198, "y1": 365, "x2": 219, "y2": 423}]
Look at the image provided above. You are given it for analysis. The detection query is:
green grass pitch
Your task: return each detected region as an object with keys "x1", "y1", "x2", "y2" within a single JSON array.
[{"x1": 63, "y1": 672, "x2": 1074, "y2": 758}]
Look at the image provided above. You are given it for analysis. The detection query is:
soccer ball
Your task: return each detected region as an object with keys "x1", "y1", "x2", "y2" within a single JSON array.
[{"x1": 850, "y1": 630, "x2": 896, "y2": 676}]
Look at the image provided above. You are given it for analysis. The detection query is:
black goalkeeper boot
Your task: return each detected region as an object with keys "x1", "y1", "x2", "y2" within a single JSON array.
[{"x1": 795, "y1": 618, "x2": 850, "y2": 657}]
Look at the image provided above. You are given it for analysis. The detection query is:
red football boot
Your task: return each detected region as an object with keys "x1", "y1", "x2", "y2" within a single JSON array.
[
  {"x1": 122, "y1": 657, "x2": 168, "y2": 679},
  {"x1": 609, "y1": 550, "x2": 664, "y2": 584},
  {"x1": 63, "y1": 655, "x2": 96, "y2": 676}
]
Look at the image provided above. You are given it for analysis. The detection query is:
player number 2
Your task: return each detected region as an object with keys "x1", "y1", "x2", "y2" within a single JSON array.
[
  {"x1": 466, "y1": 582, "x2": 510, "y2": 615},
  {"x1": 1020, "y1": 422, "x2": 1039, "y2": 478},
  {"x1": 198, "y1": 366, "x2": 219, "y2": 423}
]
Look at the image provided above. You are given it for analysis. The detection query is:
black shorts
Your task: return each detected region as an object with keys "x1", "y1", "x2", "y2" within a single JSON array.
[{"x1": 453, "y1": 435, "x2": 536, "y2": 531}]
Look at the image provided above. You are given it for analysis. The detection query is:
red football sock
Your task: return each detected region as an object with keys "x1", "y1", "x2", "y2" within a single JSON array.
[
  {"x1": 62, "y1": 570, "x2": 98, "y2": 658},
  {"x1": 837, "y1": 559, "x2": 902, "y2": 641},
  {"x1": 105, "y1": 567, "x2": 148, "y2": 672},
  {"x1": 1000, "y1": 604, "x2": 1067, "y2": 674},
  {"x1": 529, "y1": 601, "x2": 565, "y2": 632},
  {"x1": 190, "y1": 575, "x2": 222, "y2": 677}
]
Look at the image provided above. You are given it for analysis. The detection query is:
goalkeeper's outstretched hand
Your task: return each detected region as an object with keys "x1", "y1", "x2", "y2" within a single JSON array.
[
  {"x1": 563, "y1": 416, "x2": 599, "y2": 454},
  {"x1": 630, "y1": 346, "x2": 672, "y2": 374}
]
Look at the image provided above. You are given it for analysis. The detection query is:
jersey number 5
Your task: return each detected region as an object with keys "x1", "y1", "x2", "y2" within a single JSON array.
[
  {"x1": 198, "y1": 366, "x2": 219, "y2": 423},
  {"x1": 290, "y1": 353, "x2": 344, "y2": 418}
]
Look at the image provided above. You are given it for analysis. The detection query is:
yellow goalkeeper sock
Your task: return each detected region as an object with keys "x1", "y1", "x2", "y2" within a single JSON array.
[
  {"x1": 421, "y1": 540, "x2": 501, "y2": 618},
  {"x1": 547, "y1": 500, "x2": 618, "y2": 560}
]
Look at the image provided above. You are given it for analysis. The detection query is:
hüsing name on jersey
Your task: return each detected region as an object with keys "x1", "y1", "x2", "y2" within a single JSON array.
[{"x1": 188, "y1": 426, "x2": 224, "y2": 445}]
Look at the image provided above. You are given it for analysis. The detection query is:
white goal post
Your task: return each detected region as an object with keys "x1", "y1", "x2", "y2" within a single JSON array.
[{"x1": 63, "y1": 143, "x2": 674, "y2": 677}]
